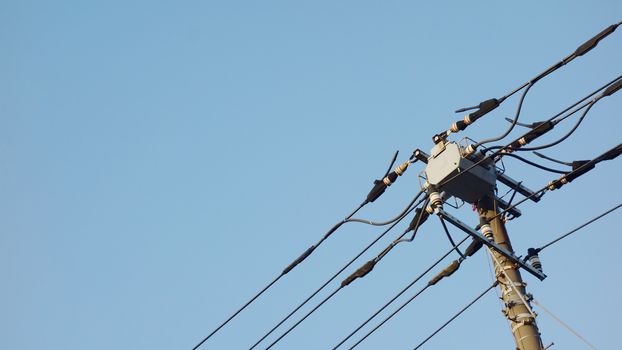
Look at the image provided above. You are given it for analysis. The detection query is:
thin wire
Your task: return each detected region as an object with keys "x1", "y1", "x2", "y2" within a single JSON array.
[
  {"x1": 192, "y1": 202, "x2": 366, "y2": 349},
  {"x1": 333, "y1": 236, "x2": 469, "y2": 350},
  {"x1": 474, "y1": 83, "x2": 533, "y2": 148},
  {"x1": 348, "y1": 284, "x2": 432, "y2": 349},
  {"x1": 531, "y1": 298, "x2": 597, "y2": 350},
  {"x1": 412, "y1": 282, "x2": 497, "y2": 349},
  {"x1": 191, "y1": 274, "x2": 284, "y2": 350},
  {"x1": 538, "y1": 202, "x2": 622, "y2": 251},
  {"x1": 498, "y1": 152, "x2": 568, "y2": 174},
  {"x1": 488, "y1": 248, "x2": 536, "y2": 318},
  {"x1": 264, "y1": 287, "x2": 342, "y2": 350},
  {"x1": 247, "y1": 192, "x2": 427, "y2": 349}
]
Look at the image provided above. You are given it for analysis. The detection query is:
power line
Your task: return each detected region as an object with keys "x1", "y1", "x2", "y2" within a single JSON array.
[
  {"x1": 531, "y1": 298, "x2": 597, "y2": 350},
  {"x1": 538, "y1": 202, "x2": 622, "y2": 251},
  {"x1": 412, "y1": 282, "x2": 497, "y2": 349},
  {"x1": 259, "y1": 193, "x2": 431, "y2": 349},
  {"x1": 246, "y1": 192, "x2": 428, "y2": 349},
  {"x1": 332, "y1": 236, "x2": 471, "y2": 350}
]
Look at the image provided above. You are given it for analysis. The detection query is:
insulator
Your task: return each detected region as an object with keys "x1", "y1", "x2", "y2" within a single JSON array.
[
  {"x1": 480, "y1": 224, "x2": 493, "y2": 241},
  {"x1": 527, "y1": 248, "x2": 543, "y2": 273},
  {"x1": 429, "y1": 191, "x2": 443, "y2": 213}
]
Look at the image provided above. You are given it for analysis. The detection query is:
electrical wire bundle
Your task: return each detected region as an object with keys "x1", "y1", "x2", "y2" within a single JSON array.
[{"x1": 191, "y1": 21, "x2": 622, "y2": 350}]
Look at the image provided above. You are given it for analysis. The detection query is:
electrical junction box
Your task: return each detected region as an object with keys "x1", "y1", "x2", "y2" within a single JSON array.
[{"x1": 424, "y1": 142, "x2": 496, "y2": 203}]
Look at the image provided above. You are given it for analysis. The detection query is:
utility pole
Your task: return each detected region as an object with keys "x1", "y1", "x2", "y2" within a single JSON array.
[{"x1": 477, "y1": 195, "x2": 543, "y2": 350}]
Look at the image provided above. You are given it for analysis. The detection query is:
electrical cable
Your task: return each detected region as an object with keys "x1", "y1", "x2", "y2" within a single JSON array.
[
  {"x1": 346, "y1": 236, "x2": 477, "y2": 350},
  {"x1": 332, "y1": 236, "x2": 470, "y2": 350},
  {"x1": 473, "y1": 83, "x2": 533, "y2": 148},
  {"x1": 436, "y1": 75, "x2": 621, "y2": 193},
  {"x1": 439, "y1": 216, "x2": 465, "y2": 258},
  {"x1": 191, "y1": 202, "x2": 366, "y2": 350},
  {"x1": 260, "y1": 192, "x2": 428, "y2": 350},
  {"x1": 412, "y1": 282, "x2": 497, "y2": 349},
  {"x1": 346, "y1": 194, "x2": 423, "y2": 227},
  {"x1": 517, "y1": 100, "x2": 595, "y2": 152},
  {"x1": 498, "y1": 152, "x2": 568, "y2": 174},
  {"x1": 483, "y1": 143, "x2": 622, "y2": 225},
  {"x1": 536, "y1": 202, "x2": 622, "y2": 252},
  {"x1": 246, "y1": 192, "x2": 428, "y2": 349},
  {"x1": 432, "y1": 22, "x2": 621, "y2": 143}
]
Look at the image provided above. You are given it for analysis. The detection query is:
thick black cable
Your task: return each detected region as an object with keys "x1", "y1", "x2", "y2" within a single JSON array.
[
  {"x1": 518, "y1": 101, "x2": 595, "y2": 152},
  {"x1": 438, "y1": 216, "x2": 465, "y2": 259},
  {"x1": 332, "y1": 236, "x2": 469, "y2": 350},
  {"x1": 474, "y1": 83, "x2": 533, "y2": 148},
  {"x1": 346, "y1": 235, "x2": 472, "y2": 350},
  {"x1": 538, "y1": 202, "x2": 622, "y2": 251},
  {"x1": 498, "y1": 152, "x2": 568, "y2": 174},
  {"x1": 439, "y1": 75, "x2": 621, "y2": 191},
  {"x1": 412, "y1": 282, "x2": 497, "y2": 349},
  {"x1": 191, "y1": 202, "x2": 365, "y2": 349},
  {"x1": 346, "y1": 194, "x2": 422, "y2": 226},
  {"x1": 246, "y1": 192, "x2": 427, "y2": 349},
  {"x1": 259, "y1": 192, "x2": 427, "y2": 350},
  {"x1": 489, "y1": 143, "x2": 622, "y2": 223}
]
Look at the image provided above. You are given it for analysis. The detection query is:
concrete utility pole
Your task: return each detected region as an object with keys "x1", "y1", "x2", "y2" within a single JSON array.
[{"x1": 477, "y1": 195, "x2": 543, "y2": 350}]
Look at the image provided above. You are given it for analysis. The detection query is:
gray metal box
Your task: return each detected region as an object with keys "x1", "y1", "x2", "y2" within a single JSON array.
[{"x1": 424, "y1": 142, "x2": 496, "y2": 203}]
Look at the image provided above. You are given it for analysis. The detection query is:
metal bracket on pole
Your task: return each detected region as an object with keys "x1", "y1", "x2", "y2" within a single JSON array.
[{"x1": 437, "y1": 208, "x2": 547, "y2": 281}]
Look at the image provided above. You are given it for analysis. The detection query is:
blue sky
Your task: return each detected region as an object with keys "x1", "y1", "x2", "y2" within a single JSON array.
[{"x1": 2, "y1": 1, "x2": 621, "y2": 349}]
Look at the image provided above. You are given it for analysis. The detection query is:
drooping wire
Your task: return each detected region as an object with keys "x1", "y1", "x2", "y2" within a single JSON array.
[
  {"x1": 346, "y1": 194, "x2": 423, "y2": 226},
  {"x1": 332, "y1": 236, "x2": 469, "y2": 350},
  {"x1": 439, "y1": 75, "x2": 621, "y2": 191},
  {"x1": 439, "y1": 216, "x2": 466, "y2": 259},
  {"x1": 497, "y1": 152, "x2": 568, "y2": 174},
  {"x1": 473, "y1": 83, "x2": 533, "y2": 148},
  {"x1": 246, "y1": 191, "x2": 427, "y2": 349},
  {"x1": 412, "y1": 282, "x2": 497, "y2": 349},
  {"x1": 260, "y1": 192, "x2": 428, "y2": 350}
]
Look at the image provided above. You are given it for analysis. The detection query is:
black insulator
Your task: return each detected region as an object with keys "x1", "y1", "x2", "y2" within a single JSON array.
[
  {"x1": 603, "y1": 78, "x2": 622, "y2": 97},
  {"x1": 429, "y1": 260, "x2": 461, "y2": 286},
  {"x1": 464, "y1": 239, "x2": 483, "y2": 257},
  {"x1": 527, "y1": 248, "x2": 543, "y2": 273},
  {"x1": 574, "y1": 24, "x2": 619, "y2": 57},
  {"x1": 366, "y1": 180, "x2": 387, "y2": 203},
  {"x1": 341, "y1": 260, "x2": 376, "y2": 287},
  {"x1": 467, "y1": 98, "x2": 500, "y2": 122},
  {"x1": 283, "y1": 245, "x2": 317, "y2": 275}
]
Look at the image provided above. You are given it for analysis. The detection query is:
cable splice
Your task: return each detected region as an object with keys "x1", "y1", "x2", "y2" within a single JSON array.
[
  {"x1": 341, "y1": 200, "x2": 431, "y2": 288},
  {"x1": 433, "y1": 22, "x2": 621, "y2": 144}
]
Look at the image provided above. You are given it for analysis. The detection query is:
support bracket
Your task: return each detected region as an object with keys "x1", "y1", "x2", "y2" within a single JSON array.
[{"x1": 437, "y1": 208, "x2": 547, "y2": 281}]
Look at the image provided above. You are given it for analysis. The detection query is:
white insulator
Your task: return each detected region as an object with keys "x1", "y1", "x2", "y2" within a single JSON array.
[
  {"x1": 480, "y1": 224, "x2": 493, "y2": 241},
  {"x1": 429, "y1": 191, "x2": 442, "y2": 208}
]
